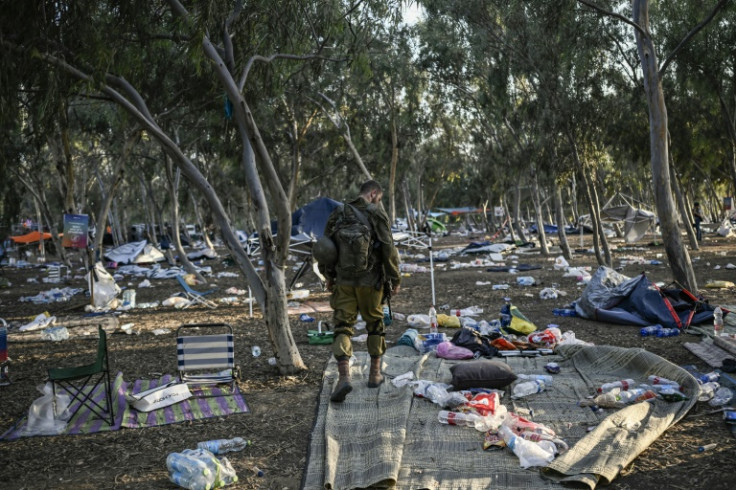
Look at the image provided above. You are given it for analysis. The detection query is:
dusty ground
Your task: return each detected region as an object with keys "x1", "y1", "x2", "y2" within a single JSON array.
[{"x1": 0, "y1": 230, "x2": 735, "y2": 490}]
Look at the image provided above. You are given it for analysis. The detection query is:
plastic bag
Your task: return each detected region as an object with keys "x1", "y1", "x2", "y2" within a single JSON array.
[
  {"x1": 436, "y1": 341, "x2": 474, "y2": 360},
  {"x1": 22, "y1": 382, "x2": 71, "y2": 436},
  {"x1": 407, "y1": 314, "x2": 430, "y2": 328},
  {"x1": 557, "y1": 331, "x2": 593, "y2": 347},
  {"x1": 87, "y1": 262, "x2": 121, "y2": 308},
  {"x1": 553, "y1": 256, "x2": 569, "y2": 270}
]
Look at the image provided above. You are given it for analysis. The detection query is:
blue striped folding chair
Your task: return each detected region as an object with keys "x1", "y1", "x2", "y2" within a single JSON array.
[{"x1": 176, "y1": 323, "x2": 238, "y2": 396}]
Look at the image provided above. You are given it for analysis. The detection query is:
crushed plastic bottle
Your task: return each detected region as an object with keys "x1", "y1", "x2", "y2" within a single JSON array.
[
  {"x1": 655, "y1": 327, "x2": 680, "y2": 337},
  {"x1": 512, "y1": 380, "x2": 545, "y2": 399},
  {"x1": 709, "y1": 387, "x2": 734, "y2": 407},
  {"x1": 698, "y1": 382, "x2": 720, "y2": 402},
  {"x1": 597, "y1": 378, "x2": 635, "y2": 393},
  {"x1": 498, "y1": 425, "x2": 555, "y2": 469},
  {"x1": 197, "y1": 437, "x2": 251, "y2": 455},
  {"x1": 640, "y1": 325, "x2": 663, "y2": 337}
]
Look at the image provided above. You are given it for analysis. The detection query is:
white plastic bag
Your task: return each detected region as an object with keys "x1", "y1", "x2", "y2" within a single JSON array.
[
  {"x1": 87, "y1": 262, "x2": 121, "y2": 308},
  {"x1": 553, "y1": 256, "x2": 569, "y2": 270},
  {"x1": 22, "y1": 383, "x2": 71, "y2": 436}
]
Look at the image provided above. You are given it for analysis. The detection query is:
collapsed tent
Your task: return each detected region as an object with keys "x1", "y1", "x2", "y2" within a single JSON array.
[
  {"x1": 600, "y1": 204, "x2": 656, "y2": 243},
  {"x1": 577, "y1": 266, "x2": 719, "y2": 329},
  {"x1": 269, "y1": 196, "x2": 342, "y2": 239},
  {"x1": 459, "y1": 241, "x2": 515, "y2": 255},
  {"x1": 104, "y1": 240, "x2": 165, "y2": 265}
]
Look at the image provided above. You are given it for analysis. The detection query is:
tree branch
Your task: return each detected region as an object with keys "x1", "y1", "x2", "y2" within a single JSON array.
[
  {"x1": 576, "y1": 0, "x2": 648, "y2": 38},
  {"x1": 658, "y1": 0, "x2": 729, "y2": 77},
  {"x1": 238, "y1": 53, "x2": 342, "y2": 92}
]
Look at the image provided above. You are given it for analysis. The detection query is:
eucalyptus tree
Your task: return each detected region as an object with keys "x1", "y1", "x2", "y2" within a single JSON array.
[
  {"x1": 3, "y1": 0, "x2": 409, "y2": 374},
  {"x1": 664, "y1": 1, "x2": 736, "y2": 205},
  {"x1": 577, "y1": 0, "x2": 729, "y2": 290}
]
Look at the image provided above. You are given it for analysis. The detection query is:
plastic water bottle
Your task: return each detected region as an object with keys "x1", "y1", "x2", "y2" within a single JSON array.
[
  {"x1": 710, "y1": 387, "x2": 734, "y2": 407},
  {"x1": 698, "y1": 371, "x2": 720, "y2": 384},
  {"x1": 640, "y1": 325, "x2": 662, "y2": 337},
  {"x1": 648, "y1": 375, "x2": 677, "y2": 386},
  {"x1": 437, "y1": 410, "x2": 482, "y2": 427},
  {"x1": 512, "y1": 380, "x2": 545, "y2": 399},
  {"x1": 656, "y1": 327, "x2": 679, "y2": 337},
  {"x1": 498, "y1": 425, "x2": 554, "y2": 468},
  {"x1": 597, "y1": 378, "x2": 635, "y2": 393},
  {"x1": 714, "y1": 306, "x2": 724, "y2": 337},
  {"x1": 517, "y1": 374, "x2": 553, "y2": 384},
  {"x1": 166, "y1": 452, "x2": 214, "y2": 481},
  {"x1": 383, "y1": 305, "x2": 392, "y2": 326},
  {"x1": 618, "y1": 388, "x2": 651, "y2": 404},
  {"x1": 197, "y1": 437, "x2": 251, "y2": 454},
  {"x1": 698, "y1": 382, "x2": 720, "y2": 402},
  {"x1": 251, "y1": 345, "x2": 261, "y2": 357},
  {"x1": 169, "y1": 471, "x2": 213, "y2": 490},
  {"x1": 429, "y1": 306, "x2": 438, "y2": 334}
]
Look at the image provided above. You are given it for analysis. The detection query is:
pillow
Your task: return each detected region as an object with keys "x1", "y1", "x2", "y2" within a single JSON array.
[{"x1": 449, "y1": 360, "x2": 517, "y2": 390}]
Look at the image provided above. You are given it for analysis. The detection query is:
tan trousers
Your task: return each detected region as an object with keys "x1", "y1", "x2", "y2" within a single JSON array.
[{"x1": 330, "y1": 284, "x2": 385, "y2": 359}]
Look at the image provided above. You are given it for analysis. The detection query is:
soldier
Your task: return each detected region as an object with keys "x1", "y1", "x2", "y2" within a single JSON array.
[{"x1": 314, "y1": 180, "x2": 401, "y2": 403}]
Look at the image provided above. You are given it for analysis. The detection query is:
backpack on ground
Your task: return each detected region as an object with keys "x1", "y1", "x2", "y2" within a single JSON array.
[{"x1": 332, "y1": 204, "x2": 376, "y2": 275}]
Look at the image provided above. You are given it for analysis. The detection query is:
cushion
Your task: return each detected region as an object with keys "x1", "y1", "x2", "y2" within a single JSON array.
[{"x1": 449, "y1": 360, "x2": 517, "y2": 390}]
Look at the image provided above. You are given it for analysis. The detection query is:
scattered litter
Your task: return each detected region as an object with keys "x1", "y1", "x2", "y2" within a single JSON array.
[
  {"x1": 224, "y1": 287, "x2": 247, "y2": 295},
  {"x1": 20, "y1": 287, "x2": 84, "y2": 305},
  {"x1": 152, "y1": 329, "x2": 171, "y2": 335},
  {"x1": 19, "y1": 313, "x2": 56, "y2": 332},
  {"x1": 392, "y1": 371, "x2": 415, "y2": 387},
  {"x1": 138, "y1": 279, "x2": 152, "y2": 288},
  {"x1": 162, "y1": 296, "x2": 190, "y2": 308},
  {"x1": 539, "y1": 288, "x2": 558, "y2": 300},
  {"x1": 41, "y1": 326, "x2": 69, "y2": 342},
  {"x1": 216, "y1": 271, "x2": 239, "y2": 278}
]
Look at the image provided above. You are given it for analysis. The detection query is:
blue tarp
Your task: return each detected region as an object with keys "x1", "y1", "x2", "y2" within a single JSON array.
[{"x1": 578, "y1": 267, "x2": 719, "y2": 329}]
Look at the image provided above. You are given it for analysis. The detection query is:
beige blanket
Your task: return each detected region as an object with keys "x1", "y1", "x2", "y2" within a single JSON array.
[{"x1": 303, "y1": 344, "x2": 697, "y2": 490}]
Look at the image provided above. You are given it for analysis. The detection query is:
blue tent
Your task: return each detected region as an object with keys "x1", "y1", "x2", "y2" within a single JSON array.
[
  {"x1": 270, "y1": 197, "x2": 342, "y2": 238},
  {"x1": 577, "y1": 267, "x2": 720, "y2": 329}
]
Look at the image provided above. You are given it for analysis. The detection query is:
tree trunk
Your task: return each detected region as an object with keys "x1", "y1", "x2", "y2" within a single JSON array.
[
  {"x1": 512, "y1": 181, "x2": 528, "y2": 242},
  {"x1": 554, "y1": 184, "x2": 573, "y2": 260},
  {"x1": 165, "y1": 157, "x2": 206, "y2": 283},
  {"x1": 530, "y1": 168, "x2": 549, "y2": 255},
  {"x1": 34, "y1": 197, "x2": 45, "y2": 261},
  {"x1": 93, "y1": 164, "x2": 125, "y2": 260},
  {"x1": 579, "y1": 163, "x2": 605, "y2": 265},
  {"x1": 633, "y1": 0, "x2": 696, "y2": 290},
  {"x1": 589, "y1": 173, "x2": 612, "y2": 266},
  {"x1": 669, "y1": 154, "x2": 698, "y2": 249},
  {"x1": 389, "y1": 111, "x2": 399, "y2": 222}
]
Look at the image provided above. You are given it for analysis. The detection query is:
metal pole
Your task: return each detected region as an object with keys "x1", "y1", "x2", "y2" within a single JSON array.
[{"x1": 429, "y1": 236, "x2": 436, "y2": 306}]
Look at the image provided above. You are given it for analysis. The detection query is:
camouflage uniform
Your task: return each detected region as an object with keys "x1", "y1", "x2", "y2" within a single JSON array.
[{"x1": 320, "y1": 197, "x2": 401, "y2": 360}]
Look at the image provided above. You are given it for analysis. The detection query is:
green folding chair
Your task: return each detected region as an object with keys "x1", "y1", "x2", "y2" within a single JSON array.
[{"x1": 48, "y1": 326, "x2": 114, "y2": 426}]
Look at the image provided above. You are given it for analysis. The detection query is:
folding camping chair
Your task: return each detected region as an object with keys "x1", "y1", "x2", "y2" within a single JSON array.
[
  {"x1": 176, "y1": 323, "x2": 239, "y2": 396},
  {"x1": 47, "y1": 325, "x2": 114, "y2": 426},
  {"x1": 175, "y1": 274, "x2": 218, "y2": 308},
  {"x1": 46, "y1": 264, "x2": 69, "y2": 283}
]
